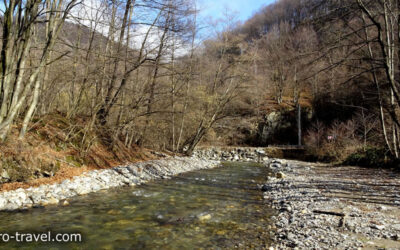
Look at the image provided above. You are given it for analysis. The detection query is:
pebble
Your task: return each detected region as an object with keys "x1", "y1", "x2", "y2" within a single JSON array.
[
  {"x1": 371, "y1": 224, "x2": 385, "y2": 230},
  {"x1": 260, "y1": 159, "x2": 400, "y2": 249}
]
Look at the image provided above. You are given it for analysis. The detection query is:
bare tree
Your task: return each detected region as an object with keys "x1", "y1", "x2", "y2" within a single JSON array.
[{"x1": 0, "y1": 0, "x2": 79, "y2": 141}]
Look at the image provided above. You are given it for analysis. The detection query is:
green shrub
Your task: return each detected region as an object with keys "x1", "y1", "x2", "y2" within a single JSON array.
[{"x1": 344, "y1": 147, "x2": 389, "y2": 167}]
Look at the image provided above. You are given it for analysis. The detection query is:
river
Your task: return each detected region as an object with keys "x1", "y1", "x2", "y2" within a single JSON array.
[{"x1": 0, "y1": 161, "x2": 274, "y2": 249}]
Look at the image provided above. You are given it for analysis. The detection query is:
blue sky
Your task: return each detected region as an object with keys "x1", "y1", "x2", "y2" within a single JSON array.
[{"x1": 198, "y1": 0, "x2": 276, "y2": 22}]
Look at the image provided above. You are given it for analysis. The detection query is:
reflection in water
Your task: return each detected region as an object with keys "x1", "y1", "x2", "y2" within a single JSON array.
[{"x1": 0, "y1": 162, "x2": 274, "y2": 249}]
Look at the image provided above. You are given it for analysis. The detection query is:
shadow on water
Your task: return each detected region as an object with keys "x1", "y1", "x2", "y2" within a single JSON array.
[{"x1": 0, "y1": 162, "x2": 275, "y2": 249}]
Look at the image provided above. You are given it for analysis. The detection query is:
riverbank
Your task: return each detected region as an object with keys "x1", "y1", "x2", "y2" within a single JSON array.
[
  {"x1": 193, "y1": 146, "x2": 307, "y2": 162},
  {"x1": 0, "y1": 157, "x2": 219, "y2": 211},
  {"x1": 264, "y1": 160, "x2": 400, "y2": 249},
  {"x1": 4, "y1": 145, "x2": 400, "y2": 249},
  {"x1": 0, "y1": 114, "x2": 161, "y2": 189}
]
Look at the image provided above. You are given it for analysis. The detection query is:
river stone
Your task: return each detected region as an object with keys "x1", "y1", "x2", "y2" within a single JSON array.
[
  {"x1": 371, "y1": 224, "x2": 385, "y2": 230},
  {"x1": 0, "y1": 197, "x2": 6, "y2": 208},
  {"x1": 197, "y1": 213, "x2": 212, "y2": 222},
  {"x1": 30, "y1": 192, "x2": 45, "y2": 204},
  {"x1": 3, "y1": 203, "x2": 19, "y2": 210},
  {"x1": 287, "y1": 232, "x2": 296, "y2": 241},
  {"x1": 392, "y1": 224, "x2": 400, "y2": 230},
  {"x1": 276, "y1": 172, "x2": 285, "y2": 179},
  {"x1": 270, "y1": 163, "x2": 281, "y2": 169},
  {"x1": 1, "y1": 170, "x2": 10, "y2": 180},
  {"x1": 75, "y1": 186, "x2": 91, "y2": 195},
  {"x1": 42, "y1": 197, "x2": 59, "y2": 206},
  {"x1": 256, "y1": 149, "x2": 265, "y2": 154},
  {"x1": 377, "y1": 205, "x2": 388, "y2": 211},
  {"x1": 261, "y1": 184, "x2": 271, "y2": 192},
  {"x1": 13, "y1": 190, "x2": 28, "y2": 205}
]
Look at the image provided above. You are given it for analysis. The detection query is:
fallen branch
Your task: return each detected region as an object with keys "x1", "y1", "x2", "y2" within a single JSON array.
[
  {"x1": 313, "y1": 210, "x2": 345, "y2": 217},
  {"x1": 313, "y1": 210, "x2": 347, "y2": 227}
]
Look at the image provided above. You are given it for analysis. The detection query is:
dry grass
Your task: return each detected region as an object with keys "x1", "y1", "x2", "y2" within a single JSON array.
[
  {"x1": 0, "y1": 114, "x2": 158, "y2": 192},
  {"x1": 0, "y1": 166, "x2": 90, "y2": 192},
  {"x1": 259, "y1": 93, "x2": 313, "y2": 113}
]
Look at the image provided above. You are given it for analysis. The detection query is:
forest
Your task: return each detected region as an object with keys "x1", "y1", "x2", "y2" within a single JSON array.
[{"x1": 0, "y1": 0, "x2": 399, "y2": 182}]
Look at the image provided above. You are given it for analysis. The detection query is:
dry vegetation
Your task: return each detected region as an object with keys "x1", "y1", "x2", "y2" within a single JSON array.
[
  {"x1": 1, "y1": 0, "x2": 400, "y2": 186},
  {"x1": 0, "y1": 113, "x2": 158, "y2": 189}
]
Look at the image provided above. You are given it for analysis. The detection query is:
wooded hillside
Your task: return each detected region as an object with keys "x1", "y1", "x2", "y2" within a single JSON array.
[{"x1": 1, "y1": 0, "x2": 399, "y2": 182}]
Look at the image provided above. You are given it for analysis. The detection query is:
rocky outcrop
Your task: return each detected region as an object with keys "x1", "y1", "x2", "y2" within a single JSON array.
[
  {"x1": 258, "y1": 111, "x2": 292, "y2": 145},
  {"x1": 256, "y1": 107, "x2": 312, "y2": 146},
  {"x1": 0, "y1": 157, "x2": 219, "y2": 211},
  {"x1": 193, "y1": 147, "x2": 269, "y2": 162}
]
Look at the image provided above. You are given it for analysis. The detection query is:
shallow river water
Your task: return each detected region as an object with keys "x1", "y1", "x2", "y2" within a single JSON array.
[{"x1": 0, "y1": 162, "x2": 274, "y2": 249}]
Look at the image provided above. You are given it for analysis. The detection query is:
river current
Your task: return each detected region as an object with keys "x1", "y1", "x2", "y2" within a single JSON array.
[{"x1": 0, "y1": 161, "x2": 274, "y2": 249}]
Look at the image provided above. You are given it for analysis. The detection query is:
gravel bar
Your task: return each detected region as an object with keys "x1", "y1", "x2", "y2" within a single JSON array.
[{"x1": 263, "y1": 159, "x2": 400, "y2": 249}]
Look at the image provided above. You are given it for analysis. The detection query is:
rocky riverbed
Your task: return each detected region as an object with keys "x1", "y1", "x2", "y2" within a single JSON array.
[
  {"x1": 264, "y1": 159, "x2": 400, "y2": 249},
  {"x1": 3, "y1": 146, "x2": 400, "y2": 249},
  {"x1": 0, "y1": 157, "x2": 219, "y2": 211}
]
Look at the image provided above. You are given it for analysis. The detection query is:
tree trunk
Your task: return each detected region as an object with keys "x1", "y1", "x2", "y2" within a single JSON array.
[{"x1": 297, "y1": 103, "x2": 301, "y2": 146}]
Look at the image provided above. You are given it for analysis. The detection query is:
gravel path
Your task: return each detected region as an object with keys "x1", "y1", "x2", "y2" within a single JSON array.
[{"x1": 263, "y1": 160, "x2": 400, "y2": 250}]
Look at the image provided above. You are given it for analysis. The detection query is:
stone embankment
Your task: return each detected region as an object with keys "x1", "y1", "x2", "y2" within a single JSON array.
[
  {"x1": 0, "y1": 157, "x2": 219, "y2": 211},
  {"x1": 193, "y1": 147, "x2": 269, "y2": 162},
  {"x1": 263, "y1": 159, "x2": 400, "y2": 249}
]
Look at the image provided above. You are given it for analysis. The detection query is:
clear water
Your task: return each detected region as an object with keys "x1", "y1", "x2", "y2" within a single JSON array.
[{"x1": 0, "y1": 162, "x2": 274, "y2": 249}]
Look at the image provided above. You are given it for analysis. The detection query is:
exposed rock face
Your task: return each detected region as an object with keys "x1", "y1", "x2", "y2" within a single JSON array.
[
  {"x1": 193, "y1": 147, "x2": 269, "y2": 162},
  {"x1": 258, "y1": 111, "x2": 291, "y2": 145},
  {"x1": 256, "y1": 107, "x2": 312, "y2": 146},
  {"x1": 0, "y1": 157, "x2": 219, "y2": 212}
]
